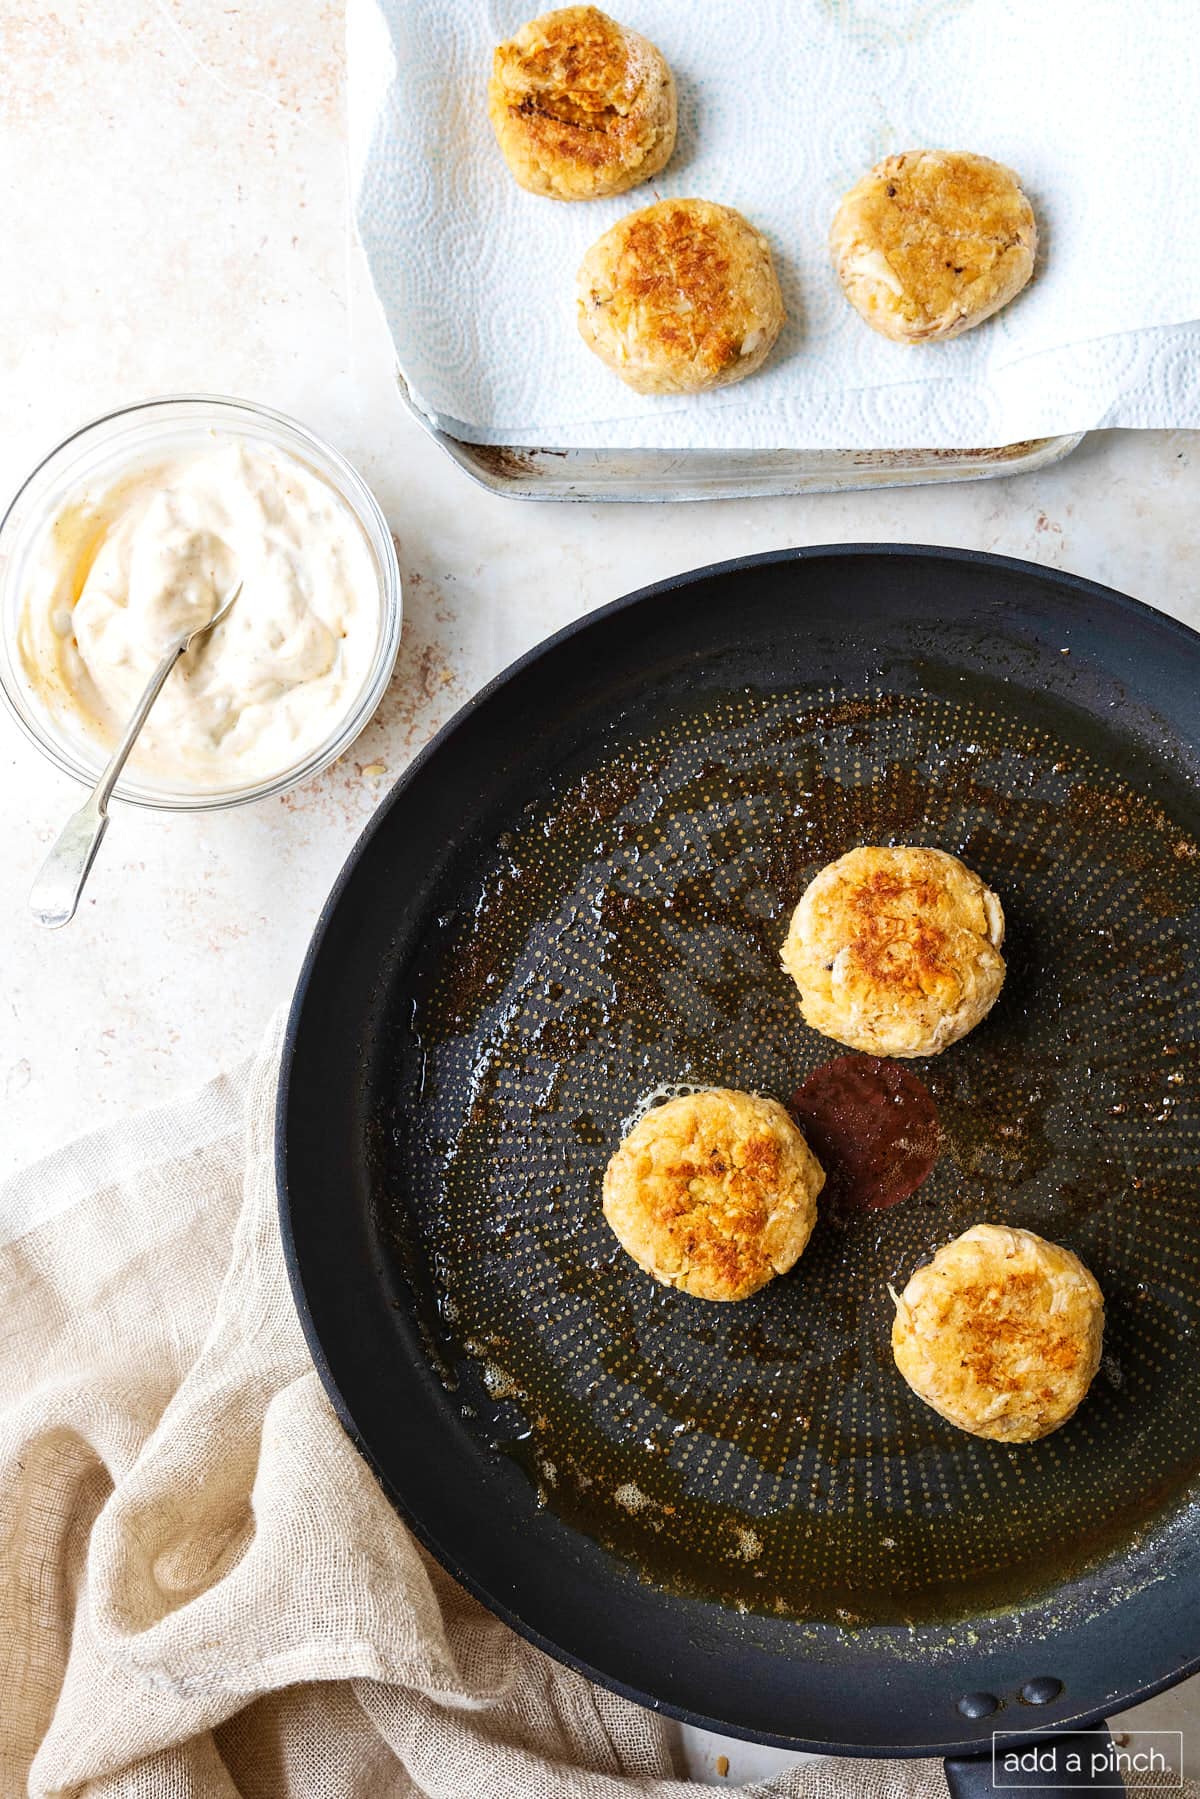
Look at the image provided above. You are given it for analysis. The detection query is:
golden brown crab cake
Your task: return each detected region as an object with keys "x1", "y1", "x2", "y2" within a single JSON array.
[
  {"x1": 891, "y1": 1224, "x2": 1105, "y2": 1442},
  {"x1": 488, "y1": 7, "x2": 676, "y2": 201},
  {"x1": 576, "y1": 198, "x2": 786, "y2": 394},
  {"x1": 602, "y1": 1088, "x2": 824, "y2": 1301},
  {"x1": 781, "y1": 846, "x2": 1005, "y2": 1058},
  {"x1": 830, "y1": 150, "x2": 1037, "y2": 343}
]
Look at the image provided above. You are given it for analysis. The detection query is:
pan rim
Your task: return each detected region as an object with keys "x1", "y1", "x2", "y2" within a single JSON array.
[{"x1": 277, "y1": 541, "x2": 1200, "y2": 1757}]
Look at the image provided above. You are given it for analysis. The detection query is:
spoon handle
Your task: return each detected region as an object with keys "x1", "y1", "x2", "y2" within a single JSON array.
[
  {"x1": 29, "y1": 580, "x2": 241, "y2": 930},
  {"x1": 94, "y1": 638, "x2": 186, "y2": 810},
  {"x1": 29, "y1": 639, "x2": 183, "y2": 929}
]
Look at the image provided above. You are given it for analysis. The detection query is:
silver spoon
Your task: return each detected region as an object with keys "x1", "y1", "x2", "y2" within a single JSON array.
[{"x1": 29, "y1": 580, "x2": 243, "y2": 930}]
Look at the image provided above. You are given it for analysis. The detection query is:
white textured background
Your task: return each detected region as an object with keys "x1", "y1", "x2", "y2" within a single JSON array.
[{"x1": 354, "y1": 0, "x2": 1200, "y2": 447}]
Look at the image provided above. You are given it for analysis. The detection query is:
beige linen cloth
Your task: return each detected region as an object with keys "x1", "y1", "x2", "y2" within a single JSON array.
[{"x1": 1, "y1": 1015, "x2": 1192, "y2": 1799}]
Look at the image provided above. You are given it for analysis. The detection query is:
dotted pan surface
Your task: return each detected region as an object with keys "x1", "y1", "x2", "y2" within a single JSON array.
[{"x1": 379, "y1": 675, "x2": 1200, "y2": 1628}]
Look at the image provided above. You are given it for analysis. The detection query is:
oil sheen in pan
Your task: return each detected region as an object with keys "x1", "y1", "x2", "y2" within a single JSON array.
[{"x1": 382, "y1": 677, "x2": 1200, "y2": 1627}]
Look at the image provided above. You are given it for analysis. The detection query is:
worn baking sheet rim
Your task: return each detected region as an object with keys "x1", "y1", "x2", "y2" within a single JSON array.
[{"x1": 394, "y1": 371, "x2": 1085, "y2": 502}]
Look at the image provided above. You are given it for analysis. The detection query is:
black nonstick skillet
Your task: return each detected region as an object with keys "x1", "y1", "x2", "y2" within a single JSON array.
[{"x1": 279, "y1": 547, "x2": 1200, "y2": 1794}]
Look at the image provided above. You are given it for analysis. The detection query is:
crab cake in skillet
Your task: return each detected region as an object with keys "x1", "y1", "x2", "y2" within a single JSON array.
[
  {"x1": 488, "y1": 7, "x2": 676, "y2": 201},
  {"x1": 602, "y1": 1088, "x2": 824, "y2": 1301},
  {"x1": 781, "y1": 845, "x2": 1005, "y2": 1058},
  {"x1": 576, "y1": 198, "x2": 786, "y2": 394},
  {"x1": 830, "y1": 150, "x2": 1037, "y2": 343},
  {"x1": 891, "y1": 1224, "x2": 1105, "y2": 1442}
]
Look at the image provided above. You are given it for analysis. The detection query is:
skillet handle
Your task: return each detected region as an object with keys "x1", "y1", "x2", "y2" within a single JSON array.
[{"x1": 945, "y1": 1724, "x2": 1124, "y2": 1797}]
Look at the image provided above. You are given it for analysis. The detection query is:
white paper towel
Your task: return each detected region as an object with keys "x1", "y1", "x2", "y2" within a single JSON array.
[{"x1": 350, "y1": 0, "x2": 1200, "y2": 450}]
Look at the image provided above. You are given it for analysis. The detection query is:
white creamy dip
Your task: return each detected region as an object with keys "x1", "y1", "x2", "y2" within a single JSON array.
[{"x1": 17, "y1": 437, "x2": 381, "y2": 789}]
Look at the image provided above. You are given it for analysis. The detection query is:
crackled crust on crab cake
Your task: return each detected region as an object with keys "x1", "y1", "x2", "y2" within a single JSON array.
[
  {"x1": 488, "y1": 7, "x2": 676, "y2": 200},
  {"x1": 780, "y1": 846, "x2": 1005, "y2": 1058},
  {"x1": 602, "y1": 1088, "x2": 824, "y2": 1301},
  {"x1": 891, "y1": 1223, "x2": 1105, "y2": 1442},
  {"x1": 830, "y1": 150, "x2": 1036, "y2": 343},
  {"x1": 576, "y1": 198, "x2": 786, "y2": 394}
]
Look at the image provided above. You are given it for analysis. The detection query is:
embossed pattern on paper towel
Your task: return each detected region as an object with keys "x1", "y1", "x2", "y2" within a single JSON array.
[{"x1": 350, "y1": 0, "x2": 1200, "y2": 450}]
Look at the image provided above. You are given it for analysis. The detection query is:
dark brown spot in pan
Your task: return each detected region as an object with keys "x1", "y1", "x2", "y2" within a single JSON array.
[{"x1": 791, "y1": 1055, "x2": 939, "y2": 1215}]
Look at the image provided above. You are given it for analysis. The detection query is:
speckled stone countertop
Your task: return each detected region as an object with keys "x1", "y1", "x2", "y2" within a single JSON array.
[{"x1": 2, "y1": 3, "x2": 1197, "y2": 1784}]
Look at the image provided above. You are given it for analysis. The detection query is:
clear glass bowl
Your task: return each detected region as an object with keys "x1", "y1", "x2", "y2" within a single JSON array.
[{"x1": 0, "y1": 395, "x2": 402, "y2": 810}]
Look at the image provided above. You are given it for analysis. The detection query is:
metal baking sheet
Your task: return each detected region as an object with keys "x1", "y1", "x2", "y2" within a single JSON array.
[{"x1": 395, "y1": 373, "x2": 1085, "y2": 503}]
